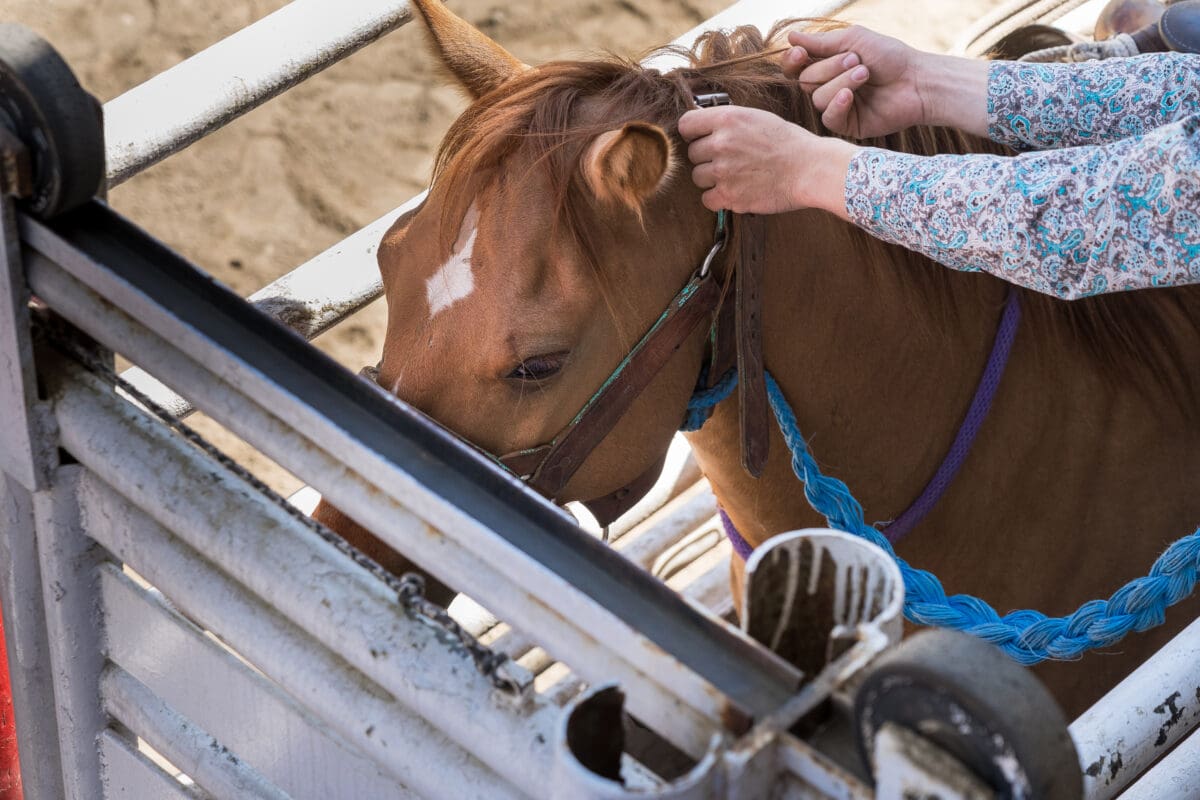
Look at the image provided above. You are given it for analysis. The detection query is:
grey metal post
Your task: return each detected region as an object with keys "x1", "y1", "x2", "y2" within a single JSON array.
[
  {"x1": 0, "y1": 181, "x2": 67, "y2": 798},
  {"x1": 35, "y1": 466, "x2": 107, "y2": 800},
  {"x1": 0, "y1": 476, "x2": 65, "y2": 800}
]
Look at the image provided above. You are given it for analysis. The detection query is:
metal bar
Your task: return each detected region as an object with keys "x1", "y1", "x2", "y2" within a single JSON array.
[
  {"x1": 23, "y1": 205, "x2": 800, "y2": 736},
  {"x1": 0, "y1": 475, "x2": 65, "y2": 800},
  {"x1": 615, "y1": 483, "x2": 719, "y2": 569},
  {"x1": 103, "y1": 0, "x2": 414, "y2": 187},
  {"x1": 87, "y1": 496, "x2": 516, "y2": 800},
  {"x1": 101, "y1": 666, "x2": 292, "y2": 800},
  {"x1": 33, "y1": 466, "x2": 106, "y2": 800},
  {"x1": 643, "y1": 0, "x2": 857, "y2": 70},
  {"x1": 1070, "y1": 615, "x2": 1200, "y2": 799},
  {"x1": 118, "y1": 194, "x2": 420, "y2": 419},
  {"x1": 0, "y1": 194, "x2": 48, "y2": 490},
  {"x1": 97, "y1": 730, "x2": 207, "y2": 800},
  {"x1": 1117, "y1": 729, "x2": 1200, "y2": 800}
]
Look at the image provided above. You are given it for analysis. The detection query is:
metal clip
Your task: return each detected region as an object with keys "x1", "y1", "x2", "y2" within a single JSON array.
[
  {"x1": 693, "y1": 91, "x2": 731, "y2": 108},
  {"x1": 699, "y1": 218, "x2": 728, "y2": 278}
]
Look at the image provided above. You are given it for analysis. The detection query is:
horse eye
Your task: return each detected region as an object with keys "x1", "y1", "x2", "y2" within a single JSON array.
[{"x1": 507, "y1": 353, "x2": 566, "y2": 382}]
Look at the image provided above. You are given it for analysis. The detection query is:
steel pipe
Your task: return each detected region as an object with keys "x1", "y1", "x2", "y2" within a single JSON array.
[
  {"x1": 1116, "y1": 729, "x2": 1200, "y2": 800},
  {"x1": 103, "y1": 0, "x2": 414, "y2": 188},
  {"x1": 1070, "y1": 614, "x2": 1200, "y2": 799},
  {"x1": 118, "y1": 194, "x2": 420, "y2": 419},
  {"x1": 32, "y1": 469, "x2": 106, "y2": 800}
]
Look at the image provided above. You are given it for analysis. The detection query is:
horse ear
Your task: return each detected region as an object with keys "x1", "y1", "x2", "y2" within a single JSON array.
[
  {"x1": 409, "y1": 0, "x2": 528, "y2": 98},
  {"x1": 582, "y1": 122, "x2": 675, "y2": 211}
]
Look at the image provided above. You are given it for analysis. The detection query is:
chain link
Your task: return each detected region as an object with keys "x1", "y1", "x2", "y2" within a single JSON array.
[{"x1": 40, "y1": 319, "x2": 526, "y2": 695}]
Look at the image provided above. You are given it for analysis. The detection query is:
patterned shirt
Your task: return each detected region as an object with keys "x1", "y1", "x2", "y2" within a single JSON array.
[{"x1": 844, "y1": 54, "x2": 1200, "y2": 299}]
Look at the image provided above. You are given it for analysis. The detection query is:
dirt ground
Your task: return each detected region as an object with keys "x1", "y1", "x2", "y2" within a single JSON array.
[{"x1": 0, "y1": 0, "x2": 1007, "y2": 492}]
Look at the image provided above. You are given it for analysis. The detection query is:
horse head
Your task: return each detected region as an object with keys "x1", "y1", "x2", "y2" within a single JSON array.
[{"x1": 375, "y1": 0, "x2": 779, "y2": 516}]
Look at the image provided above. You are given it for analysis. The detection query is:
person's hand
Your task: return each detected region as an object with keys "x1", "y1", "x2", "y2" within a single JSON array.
[
  {"x1": 677, "y1": 105, "x2": 858, "y2": 218},
  {"x1": 781, "y1": 26, "x2": 929, "y2": 138},
  {"x1": 780, "y1": 25, "x2": 990, "y2": 139}
]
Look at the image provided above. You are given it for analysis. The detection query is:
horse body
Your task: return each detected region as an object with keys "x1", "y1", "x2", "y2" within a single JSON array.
[{"x1": 317, "y1": 0, "x2": 1200, "y2": 719}]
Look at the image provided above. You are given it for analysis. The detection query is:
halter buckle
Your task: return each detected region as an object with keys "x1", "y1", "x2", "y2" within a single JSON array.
[{"x1": 694, "y1": 92, "x2": 732, "y2": 108}]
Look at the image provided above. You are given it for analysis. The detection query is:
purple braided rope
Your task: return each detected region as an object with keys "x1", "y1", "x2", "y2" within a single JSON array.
[{"x1": 882, "y1": 288, "x2": 1022, "y2": 543}]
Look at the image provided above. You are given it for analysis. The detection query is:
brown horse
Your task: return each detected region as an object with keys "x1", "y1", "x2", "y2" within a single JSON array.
[{"x1": 315, "y1": 0, "x2": 1200, "y2": 718}]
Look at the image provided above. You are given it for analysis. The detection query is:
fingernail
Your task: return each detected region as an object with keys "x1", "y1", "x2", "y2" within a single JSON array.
[
  {"x1": 851, "y1": 65, "x2": 868, "y2": 81},
  {"x1": 842, "y1": 52, "x2": 859, "y2": 68},
  {"x1": 838, "y1": 89, "x2": 852, "y2": 105}
]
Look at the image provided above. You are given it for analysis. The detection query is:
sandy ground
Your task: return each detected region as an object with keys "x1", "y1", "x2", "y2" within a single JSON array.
[{"x1": 0, "y1": 0, "x2": 1007, "y2": 493}]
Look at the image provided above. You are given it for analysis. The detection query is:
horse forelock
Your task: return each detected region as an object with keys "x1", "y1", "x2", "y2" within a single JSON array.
[{"x1": 422, "y1": 19, "x2": 1200, "y2": 408}]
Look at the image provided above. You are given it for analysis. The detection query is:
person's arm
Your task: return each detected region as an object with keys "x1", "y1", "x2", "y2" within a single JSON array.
[
  {"x1": 843, "y1": 113, "x2": 1200, "y2": 299},
  {"x1": 983, "y1": 54, "x2": 1200, "y2": 150},
  {"x1": 787, "y1": 29, "x2": 1200, "y2": 149}
]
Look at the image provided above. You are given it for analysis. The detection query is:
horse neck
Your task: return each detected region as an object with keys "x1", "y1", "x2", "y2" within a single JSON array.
[{"x1": 687, "y1": 208, "x2": 1017, "y2": 537}]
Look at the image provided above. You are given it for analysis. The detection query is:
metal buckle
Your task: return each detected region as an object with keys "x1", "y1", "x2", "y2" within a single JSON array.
[{"x1": 694, "y1": 92, "x2": 731, "y2": 108}]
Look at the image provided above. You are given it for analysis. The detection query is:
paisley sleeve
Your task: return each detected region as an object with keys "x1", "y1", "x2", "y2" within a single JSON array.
[
  {"x1": 987, "y1": 53, "x2": 1200, "y2": 150},
  {"x1": 844, "y1": 115, "x2": 1200, "y2": 299}
]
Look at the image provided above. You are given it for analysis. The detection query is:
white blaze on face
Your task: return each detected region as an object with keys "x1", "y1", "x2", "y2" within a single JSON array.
[{"x1": 425, "y1": 203, "x2": 479, "y2": 318}]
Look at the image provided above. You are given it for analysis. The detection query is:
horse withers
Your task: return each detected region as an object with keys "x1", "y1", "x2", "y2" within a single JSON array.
[{"x1": 315, "y1": 0, "x2": 1200, "y2": 718}]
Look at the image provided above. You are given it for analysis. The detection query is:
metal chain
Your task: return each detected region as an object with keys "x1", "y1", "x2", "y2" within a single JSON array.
[{"x1": 39, "y1": 319, "x2": 526, "y2": 695}]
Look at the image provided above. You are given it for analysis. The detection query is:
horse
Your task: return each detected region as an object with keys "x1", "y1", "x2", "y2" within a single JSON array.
[{"x1": 314, "y1": 0, "x2": 1200, "y2": 718}]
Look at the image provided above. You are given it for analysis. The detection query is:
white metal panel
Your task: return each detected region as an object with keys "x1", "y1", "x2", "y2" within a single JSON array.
[
  {"x1": 98, "y1": 729, "x2": 206, "y2": 800},
  {"x1": 102, "y1": 666, "x2": 292, "y2": 800},
  {"x1": 98, "y1": 564, "x2": 420, "y2": 800},
  {"x1": 78, "y1": 471, "x2": 528, "y2": 800}
]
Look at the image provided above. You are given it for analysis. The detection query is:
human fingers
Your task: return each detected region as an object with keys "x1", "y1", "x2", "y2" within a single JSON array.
[
  {"x1": 677, "y1": 108, "x2": 719, "y2": 142},
  {"x1": 787, "y1": 27, "x2": 860, "y2": 59},
  {"x1": 811, "y1": 64, "x2": 869, "y2": 112},
  {"x1": 820, "y1": 87, "x2": 855, "y2": 135},
  {"x1": 780, "y1": 46, "x2": 810, "y2": 79},
  {"x1": 690, "y1": 163, "x2": 717, "y2": 191},
  {"x1": 795, "y1": 51, "x2": 861, "y2": 93},
  {"x1": 686, "y1": 134, "x2": 719, "y2": 166},
  {"x1": 699, "y1": 187, "x2": 724, "y2": 212}
]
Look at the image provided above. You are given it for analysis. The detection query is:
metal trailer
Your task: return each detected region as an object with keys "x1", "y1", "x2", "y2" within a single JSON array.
[{"x1": 0, "y1": 0, "x2": 1197, "y2": 797}]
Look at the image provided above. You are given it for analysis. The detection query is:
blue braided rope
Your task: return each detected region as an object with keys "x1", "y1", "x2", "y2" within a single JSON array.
[
  {"x1": 684, "y1": 369, "x2": 1200, "y2": 664},
  {"x1": 680, "y1": 368, "x2": 738, "y2": 432}
]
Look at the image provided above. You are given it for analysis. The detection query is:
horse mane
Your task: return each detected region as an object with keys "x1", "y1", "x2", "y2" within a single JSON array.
[{"x1": 430, "y1": 19, "x2": 1200, "y2": 405}]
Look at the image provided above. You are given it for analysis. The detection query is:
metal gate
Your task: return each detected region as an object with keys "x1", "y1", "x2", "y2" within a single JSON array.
[{"x1": 0, "y1": 0, "x2": 1198, "y2": 797}]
